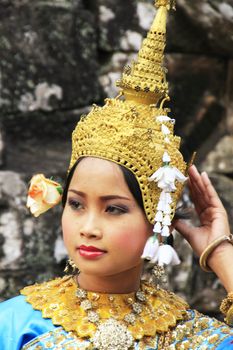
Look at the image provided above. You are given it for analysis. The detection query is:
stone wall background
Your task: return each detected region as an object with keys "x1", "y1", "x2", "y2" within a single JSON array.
[{"x1": 0, "y1": 0, "x2": 233, "y2": 317}]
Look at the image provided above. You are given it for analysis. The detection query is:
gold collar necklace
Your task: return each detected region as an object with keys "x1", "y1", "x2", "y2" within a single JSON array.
[
  {"x1": 21, "y1": 276, "x2": 189, "y2": 350},
  {"x1": 75, "y1": 279, "x2": 155, "y2": 349}
]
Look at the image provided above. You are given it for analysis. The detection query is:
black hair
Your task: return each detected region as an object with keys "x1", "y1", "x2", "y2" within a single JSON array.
[{"x1": 62, "y1": 157, "x2": 144, "y2": 210}]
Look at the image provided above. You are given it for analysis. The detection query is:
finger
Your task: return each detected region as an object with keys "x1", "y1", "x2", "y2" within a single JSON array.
[
  {"x1": 188, "y1": 182, "x2": 224, "y2": 225},
  {"x1": 188, "y1": 165, "x2": 205, "y2": 192},
  {"x1": 188, "y1": 177, "x2": 206, "y2": 207},
  {"x1": 188, "y1": 166, "x2": 220, "y2": 215},
  {"x1": 188, "y1": 191, "x2": 205, "y2": 217},
  {"x1": 188, "y1": 177, "x2": 209, "y2": 215},
  {"x1": 188, "y1": 166, "x2": 208, "y2": 202},
  {"x1": 201, "y1": 172, "x2": 225, "y2": 209},
  {"x1": 189, "y1": 166, "x2": 210, "y2": 203},
  {"x1": 188, "y1": 164, "x2": 200, "y2": 181}
]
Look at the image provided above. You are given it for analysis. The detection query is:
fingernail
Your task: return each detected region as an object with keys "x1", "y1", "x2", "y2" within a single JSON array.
[{"x1": 201, "y1": 171, "x2": 209, "y2": 178}]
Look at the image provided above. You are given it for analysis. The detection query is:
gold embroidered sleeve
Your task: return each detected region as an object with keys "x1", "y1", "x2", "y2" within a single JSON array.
[{"x1": 169, "y1": 309, "x2": 233, "y2": 349}]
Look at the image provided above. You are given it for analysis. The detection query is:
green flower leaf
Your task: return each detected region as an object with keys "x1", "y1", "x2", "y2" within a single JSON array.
[{"x1": 56, "y1": 186, "x2": 63, "y2": 195}]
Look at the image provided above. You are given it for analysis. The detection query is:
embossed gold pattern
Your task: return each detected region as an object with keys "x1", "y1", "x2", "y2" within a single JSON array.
[
  {"x1": 220, "y1": 292, "x2": 233, "y2": 326},
  {"x1": 169, "y1": 310, "x2": 233, "y2": 350},
  {"x1": 21, "y1": 276, "x2": 188, "y2": 342}
]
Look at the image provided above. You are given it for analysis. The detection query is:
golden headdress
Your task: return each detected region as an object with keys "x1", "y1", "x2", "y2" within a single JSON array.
[{"x1": 70, "y1": 0, "x2": 186, "y2": 226}]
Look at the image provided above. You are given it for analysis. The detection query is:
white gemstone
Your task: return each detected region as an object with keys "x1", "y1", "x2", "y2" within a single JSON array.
[
  {"x1": 132, "y1": 302, "x2": 142, "y2": 314},
  {"x1": 136, "y1": 291, "x2": 146, "y2": 302},
  {"x1": 76, "y1": 289, "x2": 87, "y2": 299},
  {"x1": 124, "y1": 313, "x2": 136, "y2": 324},
  {"x1": 92, "y1": 319, "x2": 134, "y2": 350},
  {"x1": 80, "y1": 300, "x2": 92, "y2": 311},
  {"x1": 88, "y1": 311, "x2": 100, "y2": 323}
]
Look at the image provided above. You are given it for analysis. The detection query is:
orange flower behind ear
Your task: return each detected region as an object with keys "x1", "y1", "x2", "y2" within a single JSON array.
[{"x1": 27, "y1": 174, "x2": 62, "y2": 217}]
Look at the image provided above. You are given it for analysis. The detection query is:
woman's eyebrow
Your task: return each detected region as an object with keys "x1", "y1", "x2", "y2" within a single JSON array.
[
  {"x1": 68, "y1": 190, "x2": 86, "y2": 197},
  {"x1": 68, "y1": 190, "x2": 130, "y2": 201},
  {"x1": 99, "y1": 195, "x2": 131, "y2": 201}
]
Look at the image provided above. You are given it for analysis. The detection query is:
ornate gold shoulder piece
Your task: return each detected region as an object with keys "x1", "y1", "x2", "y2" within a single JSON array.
[{"x1": 21, "y1": 276, "x2": 189, "y2": 342}]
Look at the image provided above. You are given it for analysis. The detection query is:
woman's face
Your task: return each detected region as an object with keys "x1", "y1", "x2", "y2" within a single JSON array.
[{"x1": 62, "y1": 157, "x2": 152, "y2": 279}]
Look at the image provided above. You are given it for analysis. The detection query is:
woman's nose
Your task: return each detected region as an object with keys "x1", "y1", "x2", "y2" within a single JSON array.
[{"x1": 80, "y1": 215, "x2": 102, "y2": 239}]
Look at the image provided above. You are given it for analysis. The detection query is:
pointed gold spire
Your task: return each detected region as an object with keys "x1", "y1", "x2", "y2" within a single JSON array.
[
  {"x1": 155, "y1": 0, "x2": 176, "y2": 10},
  {"x1": 117, "y1": 0, "x2": 174, "y2": 106}
]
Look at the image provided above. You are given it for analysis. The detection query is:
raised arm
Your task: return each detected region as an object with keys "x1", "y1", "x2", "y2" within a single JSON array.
[{"x1": 174, "y1": 165, "x2": 233, "y2": 292}]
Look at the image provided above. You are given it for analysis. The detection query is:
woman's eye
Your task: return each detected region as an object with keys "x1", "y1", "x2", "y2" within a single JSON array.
[
  {"x1": 106, "y1": 205, "x2": 128, "y2": 215},
  {"x1": 68, "y1": 199, "x2": 83, "y2": 210}
]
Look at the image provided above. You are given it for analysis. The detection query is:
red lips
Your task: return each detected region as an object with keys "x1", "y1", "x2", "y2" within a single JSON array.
[
  {"x1": 78, "y1": 245, "x2": 106, "y2": 259},
  {"x1": 79, "y1": 245, "x2": 106, "y2": 252}
]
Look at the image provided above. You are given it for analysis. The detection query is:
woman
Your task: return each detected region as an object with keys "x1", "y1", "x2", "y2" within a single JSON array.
[
  {"x1": 1, "y1": 1, "x2": 233, "y2": 349},
  {"x1": 0, "y1": 158, "x2": 233, "y2": 349}
]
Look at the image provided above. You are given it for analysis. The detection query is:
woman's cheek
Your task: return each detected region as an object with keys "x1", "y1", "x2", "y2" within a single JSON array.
[
  {"x1": 112, "y1": 229, "x2": 144, "y2": 252},
  {"x1": 62, "y1": 215, "x2": 72, "y2": 245}
]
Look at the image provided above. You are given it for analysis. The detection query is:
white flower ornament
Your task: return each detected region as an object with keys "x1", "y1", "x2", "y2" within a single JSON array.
[
  {"x1": 142, "y1": 239, "x2": 180, "y2": 266},
  {"x1": 149, "y1": 152, "x2": 187, "y2": 192},
  {"x1": 156, "y1": 116, "x2": 176, "y2": 144},
  {"x1": 141, "y1": 237, "x2": 159, "y2": 264},
  {"x1": 141, "y1": 151, "x2": 187, "y2": 266},
  {"x1": 157, "y1": 245, "x2": 180, "y2": 266}
]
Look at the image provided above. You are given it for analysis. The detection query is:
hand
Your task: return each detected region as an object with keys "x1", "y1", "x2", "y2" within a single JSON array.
[
  {"x1": 174, "y1": 165, "x2": 231, "y2": 257},
  {"x1": 174, "y1": 165, "x2": 233, "y2": 292}
]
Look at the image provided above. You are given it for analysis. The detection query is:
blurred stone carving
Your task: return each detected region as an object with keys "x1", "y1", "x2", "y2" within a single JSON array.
[
  {"x1": 202, "y1": 136, "x2": 233, "y2": 175},
  {"x1": 19, "y1": 82, "x2": 63, "y2": 112}
]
